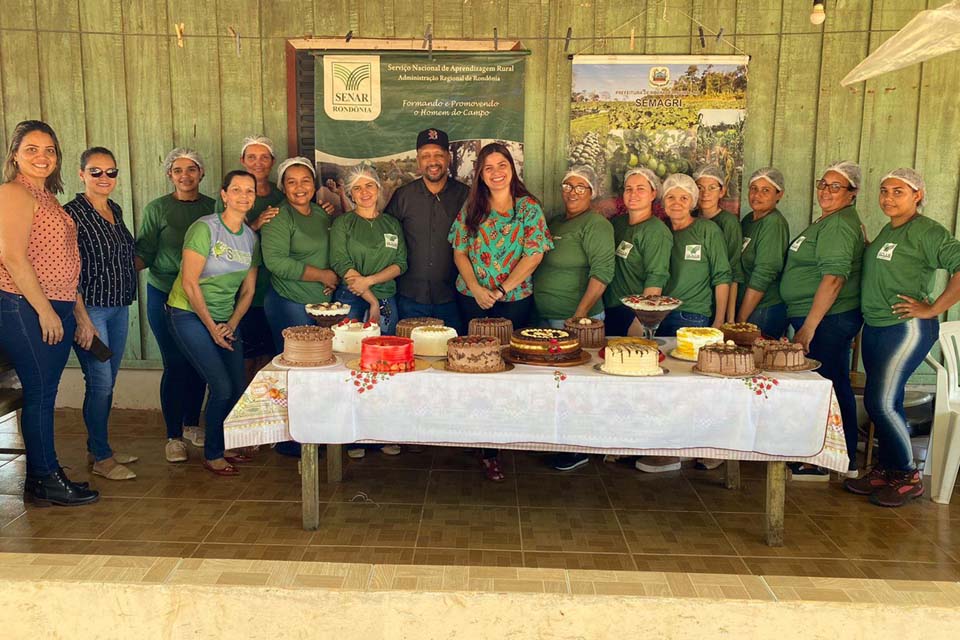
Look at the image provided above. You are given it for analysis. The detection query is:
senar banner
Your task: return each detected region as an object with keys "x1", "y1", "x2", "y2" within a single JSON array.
[
  {"x1": 569, "y1": 55, "x2": 748, "y2": 214},
  {"x1": 315, "y1": 52, "x2": 526, "y2": 204}
]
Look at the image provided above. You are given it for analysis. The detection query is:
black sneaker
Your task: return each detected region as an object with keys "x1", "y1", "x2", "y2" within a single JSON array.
[{"x1": 550, "y1": 453, "x2": 590, "y2": 472}]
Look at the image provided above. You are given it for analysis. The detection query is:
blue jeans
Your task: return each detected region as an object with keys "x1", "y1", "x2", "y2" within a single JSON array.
[
  {"x1": 747, "y1": 302, "x2": 788, "y2": 339},
  {"x1": 397, "y1": 295, "x2": 463, "y2": 335},
  {"x1": 862, "y1": 319, "x2": 938, "y2": 472},
  {"x1": 604, "y1": 305, "x2": 635, "y2": 338},
  {"x1": 334, "y1": 286, "x2": 399, "y2": 336},
  {"x1": 166, "y1": 307, "x2": 245, "y2": 461},
  {"x1": 542, "y1": 312, "x2": 604, "y2": 330},
  {"x1": 72, "y1": 305, "x2": 128, "y2": 461},
  {"x1": 0, "y1": 291, "x2": 76, "y2": 476},
  {"x1": 656, "y1": 310, "x2": 710, "y2": 337},
  {"x1": 264, "y1": 287, "x2": 314, "y2": 354},
  {"x1": 146, "y1": 284, "x2": 206, "y2": 438},
  {"x1": 790, "y1": 309, "x2": 863, "y2": 468}
]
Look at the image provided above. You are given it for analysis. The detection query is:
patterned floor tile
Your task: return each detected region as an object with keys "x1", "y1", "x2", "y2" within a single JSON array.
[
  {"x1": 0, "y1": 537, "x2": 93, "y2": 554},
  {"x1": 815, "y1": 515, "x2": 955, "y2": 563},
  {"x1": 0, "y1": 495, "x2": 136, "y2": 539},
  {"x1": 520, "y1": 508, "x2": 628, "y2": 553},
  {"x1": 0, "y1": 432, "x2": 25, "y2": 451},
  {"x1": 900, "y1": 517, "x2": 960, "y2": 563},
  {"x1": 331, "y1": 468, "x2": 429, "y2": 504},
  {"x1": 523, "y1": 551, "x2": 636, "y2": 571},
  {"x1": 424, "y1": 470, "x2": 518, "y2": 507},
  {"x1": 145, "y1": 465, "x2": 255, "y2": 501},
  {"x1": 601, "y1": 471, "x2": 705, "y2": 511},
  {"x1": 98, "y1": 498, "x2": 230, "y2": 543},
  {"x1": 787, "y1": 483, "x2": 900, "y2": 519},
  {"x1": 617, "y1": 510, "x2": 737, "y2": 556},
  {"x1": 65, "y1": 463, "x2": 171, "y2": 499},
  {"x1": 516, "y1": 473, "x2": 611, "y2": 509},
  {"x1": 344, "y1": 446, "x2": 435, "y2": 470},
  {"x1": 238, "y1": 466, "x2": 337, "y2": 502},
  {"x1": 310, "y1": 502, "x2": 421, "y2": 547},
  {"x1": 0, "y1": 458, "x2": 27, "y2": 496},
  {"x1": 430, "y1": 447, "x2": 515, "y2": 473},
  {"x1": 411, "y1": 548, "x2": 523, "y2": 567},
  {"x1": 204, "y1": 500, "x2": 315, "y2": 546},
  {"x1": 82, "y1": 539, "x2": 198, "y2": 558},
  {"x1": 688, "y1": 475, "x2": 802, "y2": 514},
  {"x1": 854, "y1": 560, "x2": 960, "y2": 581},
  {"x1": 743, "y1": 557, "x2": 866, "y2": 578},
  {"x1": 631, "y1": 554, "x2": 750, "y2": 575},
  {"x1": 0, "y1": 494, "x2": 27, "y2": 528},
  {"x1": 417, "y1": 505, "x2": 521, "y2": 550},
  {"x1": 302, "y1": 545, "x2": 414, "y2": 564},
  {"x1": 714, "y1": 513, "x2": 846, "y2": 558},
  {"x1": 192, "y1": 543, "x2": 306, "y2": 562}
]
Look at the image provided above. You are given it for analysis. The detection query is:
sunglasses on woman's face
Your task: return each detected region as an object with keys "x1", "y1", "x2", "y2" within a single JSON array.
[{"x1": 87, "y1": 167, "x2": 119, "y2": 178}]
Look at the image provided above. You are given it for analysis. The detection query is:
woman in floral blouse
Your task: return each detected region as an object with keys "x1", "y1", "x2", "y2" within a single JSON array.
[{"x1": 448, "y1": 142, "x2": 553, "y2": 482}]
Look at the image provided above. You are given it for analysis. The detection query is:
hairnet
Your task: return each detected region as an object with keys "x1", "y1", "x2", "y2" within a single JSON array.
[
  {"x1": 343, "y1": 163, "x2": 382, "y2": 193},
  {"x1": 823, "y1": 160, "x2": 861, "y2": 189},
  {"x1": 692, "y1": 164, "x2": 725, "y2": 186},
  {"x1": 623, "y1": 167, "x2": 661, "y2": 198},
  {"x1": 562, "y1": 165, "x2": 597, "y2": 194},
  {"x1": 163, "y1": 147, "x2": 204, "y2": 174},
  {"x1": 276, "y1": 156, "x2": 316, "y2": 184},
  {"x1": 240, "y1": 135, "x2": 276, "y2": 158},
  {"x1": 661, "y1": 173, "x2": 699, "y2": 208},
  {"x1": 748, "y1": 167, "x2": 785, "y2": 192},
  {"x1": 881, "y1": 167, "x2": 926, "y2": 208}
]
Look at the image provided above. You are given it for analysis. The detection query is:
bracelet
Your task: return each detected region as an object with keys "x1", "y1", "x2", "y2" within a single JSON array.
[{"x1": 496, "y1": 284, "x2": 507, "y2": 296}]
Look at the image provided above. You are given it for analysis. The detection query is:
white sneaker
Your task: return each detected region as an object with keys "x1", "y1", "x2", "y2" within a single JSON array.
[
  {"x1": 347, "y1": 447, "x2": 366, "y2": 459},
  {"x1": 183, "y1": 426, "x2": 205, "y2": 448},
  {"x1": 635, "y1": 456, "x2": 681, "y2": 473},
  {"x1": 381, "y1": 445, "x2": 402, "y2": 456},
  {"x1": 165, "y1": 438, "x2": 188, "y2": 463}
]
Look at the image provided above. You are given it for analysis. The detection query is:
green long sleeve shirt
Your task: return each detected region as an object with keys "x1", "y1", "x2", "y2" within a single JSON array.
[
  {"x1": 603, "y1": 215, "x2": 673, "y2": 308},
  {"x1": 739, "y1": 208, "x2": 790, "y2": 309},
  {"x1": 703, "y1": 210, "x2": 744, "y2": 284},
  {"x1": 260, "y1": 201, "x2": 334, "y2": 305},
  {"x1": 330, "y1": 212, "x2": 408, "y2": 299},
  {"x1": 663, "y1": 217, "x2": 732, "y2": 318},
  {"x1": 135, "y1": 193, "x2": 216, "y2": 293}
]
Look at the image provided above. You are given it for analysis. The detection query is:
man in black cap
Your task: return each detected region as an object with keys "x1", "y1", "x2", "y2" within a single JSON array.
[{"x1": 384, "y1": 128, "x2": 469, "y2": 333}]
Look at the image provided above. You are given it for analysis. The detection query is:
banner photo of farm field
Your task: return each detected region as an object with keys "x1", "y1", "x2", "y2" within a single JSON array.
[{"x1": 570, "y1": 55, "x2": 749, "y2": 214}]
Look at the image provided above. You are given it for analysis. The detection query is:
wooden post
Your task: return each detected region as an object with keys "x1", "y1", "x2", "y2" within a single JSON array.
[
  {"x1": 326, "y1": 444, "x2": 343, "y2": 483},
  {"x1": 723, "y1": 460, "x2": 741, "y2": 490},
  {"x1": 765, "y1": 461, "x2": 786, "y2": 547},
  {"x1": 300, "y1": 444, "x2": 320, "y2": 530}
]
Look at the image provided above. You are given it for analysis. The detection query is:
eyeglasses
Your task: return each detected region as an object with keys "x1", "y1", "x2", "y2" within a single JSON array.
[
  {"x1": 815, "y1": 180, "x2": 853, "y2": 194},
  {"x1": 561, "y1": 183, "x2": 591, "y2": 195},
  {"x1": 87, "y1": 167, "x2": 119, "y2": 178}
]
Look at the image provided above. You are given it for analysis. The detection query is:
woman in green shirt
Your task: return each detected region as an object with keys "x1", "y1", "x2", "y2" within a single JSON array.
[
  {"x1": 330, "y1": 164, "x2": 407, "y2": 335},
  {"x1": 845, "y1": 169, "x2": 960, "y2": 506},
  {"x1": 262, "y1": 157, "x2": 339, "y2": 352},
  {"x1": 694, "y1": 164, "x2": 743, "y2": 322},
  {"x1": 134, "y1": 148, "x2": 213, "y2": 459},
  {"x1": 533, "y1": 165, "x2": 614, "y2": 328},
  {"x1": 603, "y1": 167, "x2": 672, "y2": 336},
  {"x1": 780, "y1": 161, "x2": 865, "y2": 478},
  {"x1": 735, "y1": 167, "x2": 791, "y2": 338},
  {"x1": 657, "y1": 174, "x2": 732, "y2": 337}
]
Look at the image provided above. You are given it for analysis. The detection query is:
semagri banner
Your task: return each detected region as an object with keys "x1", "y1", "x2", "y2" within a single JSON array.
[{"x1": 315, "y1": 52, "x2": 526, "y2": 205}]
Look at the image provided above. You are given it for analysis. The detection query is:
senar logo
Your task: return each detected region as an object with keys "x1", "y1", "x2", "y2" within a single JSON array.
[{"x1": 323, "y1": 55, "x2": 381, "y2": 121}]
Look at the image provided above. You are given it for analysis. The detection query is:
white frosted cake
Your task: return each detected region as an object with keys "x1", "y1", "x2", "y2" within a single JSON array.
[
  {"x1": 410, "y1": 325, "x2": 458, "y2": 356},
  {"x1": 602, "y1": 344, "x2": 662, "y2": 376},
  {"x1": 332, "y1": 319, "x2": 381, "y2": 353}
]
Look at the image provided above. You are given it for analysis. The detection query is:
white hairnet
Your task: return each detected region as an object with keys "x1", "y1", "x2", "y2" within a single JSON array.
[
  {"x1": 344, "y1": 163, "x2": 382, "y2": 193},
  {"x1": 824, "y1": 160, "x2": 861, "y2": 189},
  {"x1": 661, "y1": 173, "x2": 699, "y2": 208},
  {"x1": 163, "y1": 147, "x2": 204, "y2": 174},
  {"x1": 623, "y1": 167, "x2": 661, "y2": 198},
  {"x1": 692, "y1": 164, "x2": 725, "y2": 186},
  {"x1": 240, "y1": 135, "x2": 275, "y2": 158},
  {"x1": 276, "y1": 156, "x2": 316, "y2": 184},
  {"x1": 882, "y1": 167, "x2": 926, "y2": 208},
  {"x1": 749, "y1": 167, "x2": 785, "y2": 192},
  {"x1": 563, "y1": 165, "x2": 597, "y2": 194}
]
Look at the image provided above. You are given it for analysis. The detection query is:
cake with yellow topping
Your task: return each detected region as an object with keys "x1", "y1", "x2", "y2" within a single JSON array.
[
  {"x1": 508, "y1": 328, "x2": 583, "y2": 364},
  {"x1": 674, "y1": 327, "x2": 724, "y2": 360},
  {"x1": 720, "y1": 322, "x2": 761, "y2": 347}
]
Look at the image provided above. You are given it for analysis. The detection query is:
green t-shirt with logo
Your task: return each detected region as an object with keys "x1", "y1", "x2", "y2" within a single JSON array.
[
  {"x1": 861, "y1": 215, "x2": 960, "y2": 327},
  {"x1": 739, "y1": 208, "x2": 790, "y2": 309},
  {"x1": 261, "y1": 201, "x2": 334, "y2": 305},
  {"x1": 663, "y1": 218, "x2": 732, "y2": 318},
  {"x1": 167, "y1": 214, "x2": 260, "y2": 322},
  {"x1": 779, "y1": 205, "x2": 864, "y2": 318},
  {"x1": 603, "y1": 215, "x2": 672, "y2": 308},
  {"x1": 135, "y1": 193, "x2": 216, "y2": 293},
  {"x1": 533, "y1": 211, "x2": 614, "y2": 319},
  {"x1": 704, "y1": 210, "x2": 744, "y2": 284},
  {"x1": 330, "y1": 212, "x2": 408, "y2": 299}
]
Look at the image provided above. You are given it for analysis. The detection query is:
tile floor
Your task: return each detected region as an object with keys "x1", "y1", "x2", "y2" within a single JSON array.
[{"x1": 0, "y1": 408, "x2": 958, "y2": 582}]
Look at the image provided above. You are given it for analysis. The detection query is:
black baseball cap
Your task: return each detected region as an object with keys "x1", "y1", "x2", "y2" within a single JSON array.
[{"x1": 416, "y1": 128, "x2": 449, "y2": 150}]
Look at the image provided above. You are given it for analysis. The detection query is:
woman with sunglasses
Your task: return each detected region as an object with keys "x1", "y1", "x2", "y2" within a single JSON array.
[
  {"x1": 780, "y1": 161, "x2": 865, "y2": 480},
  {"x1": 694, "y1": 165, "x2": 743, "y2": 322},
  {"x1": 533, "y1": 165, "x2": 614, "y2": 329},
  {"x1": 62, "y1": 147, "x2": 138, "y2": 480}
]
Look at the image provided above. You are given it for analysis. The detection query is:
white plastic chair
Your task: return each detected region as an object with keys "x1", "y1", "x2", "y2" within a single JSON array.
[{"x1": 924, "y1": 321, "x2": 960, "y2": 504}]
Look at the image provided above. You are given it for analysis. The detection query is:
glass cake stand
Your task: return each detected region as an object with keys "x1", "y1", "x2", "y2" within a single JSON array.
[{"x1": 622, "y1": 296, "x2": 682, "y2": 342}]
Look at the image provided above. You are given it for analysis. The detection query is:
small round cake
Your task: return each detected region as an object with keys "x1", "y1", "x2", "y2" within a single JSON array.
[
  {"x1": 280, "y1": 325, "x2": 335, "y2": 366},
  {"x1": 675, "y1": 327, "x2": 724, "y2": 360},
  {"x1": 468, "y1": 317, "x2": 513, "y2": 345},
  {"x1": 602, "y1": 343, "x2": 662, "y2": 376},
  {"x1": 564, "y1": 317, "x2": 606, "y2": 348},
  {"x1": 332, "y1": 319, "x2": 381, "y2": 353},
  {"x1": 696, "y1": 340, "x2": 757, "y2": 376},
  {"x1": 721, "y1": 322, "x2": 761, "y2": 347},
  {"x1": 396, "y1": 316, "x2": 444, "y2": 339},
  {"x1": 753, "y1": 338, "x2": 807, "y2": 370},
  {"x1": 446, "y1": 336, "x2": 505, "y2": 373},
  {"x1": 359, "y1": 336, "x2": 416, "y2": 372},
  {"x1": 508, "y1": 328, "x2": 583, "y2": 364},
  {"x1": 305, "y1": 301, "x2": 350, "y2": 327},
  {"x1": 411, "y1": 325, "x2": 458, "y2": 356}
]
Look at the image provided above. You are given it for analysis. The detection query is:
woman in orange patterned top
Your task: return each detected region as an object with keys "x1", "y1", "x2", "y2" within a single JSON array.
[{"x1": 0, "y1": 120, "x2": 100, "y2": 507}]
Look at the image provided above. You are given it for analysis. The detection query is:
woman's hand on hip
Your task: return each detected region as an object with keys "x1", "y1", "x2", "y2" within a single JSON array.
[{"x1": 892, "y1": 295, "x2": 937, "y2": 320}]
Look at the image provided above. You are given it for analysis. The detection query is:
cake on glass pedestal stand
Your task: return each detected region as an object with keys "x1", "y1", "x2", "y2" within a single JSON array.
[{"x1": 620, "y1": 295, "x2": 682, "y2": 341}]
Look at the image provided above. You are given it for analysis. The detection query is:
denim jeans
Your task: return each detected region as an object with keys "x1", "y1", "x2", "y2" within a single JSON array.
[
  {"x1": 146, "y1": 284, "x2": 206, "y2": 438},
  {"x1": 862, "y1": 319, "x2": 938, "y2": 472},
  {"x1": 167, "y1": 307, "x2": 245, "y2": 461},
  {"x1": 397, "y1": 295, "x2": 463, "y2": 335},
  {"x1": 333, "y1": 286, "x2": 399, "y2": 336},
  {"x1": 656, "y1": 310, "x2": 710, "y2": 337},
  {"x1": 604, "y1": 305, "x2": 636, "y2": 338},
  {"x1": 456, "y1": 293, "x2": 534, "y2": 329},
  {"x1": 789, "y1": 308, "x2": 863, "y2": 468},
  {"x1": 747, "y1": 302, "x2": 788, "y2": 339},
  {"x1": 72, "y1": 305, "x2": 128, "y2": 461},
  {"x1": 0, "y1": 291, "x2": 75, "y2": 476},
  {"x1": 264, "y1": 287, "x2": 314, "y2": 354},
  {"x1": 542, "y1": 312, "x2": 604, "y2": 330},
  {"x1": 238, "y1": 305, "x2": 276, "y2": 359}
]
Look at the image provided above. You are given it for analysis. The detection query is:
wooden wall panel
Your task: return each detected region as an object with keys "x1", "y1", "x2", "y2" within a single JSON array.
[
  {"x1": 217, "y1": 0, "x2": 265, "y2": 170},
  {"x1": 314, "y1": 0, "x2": 355, "y2": 37},
  {"x1": 0, "y1": 1, "x2": 41, "y2": 137},
  {"x1": 261, "y1": 1, "x2": 313, "y2": 159},
  {"x1": 644, "y1": 0, "x2": 692, "y2": 55}
]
